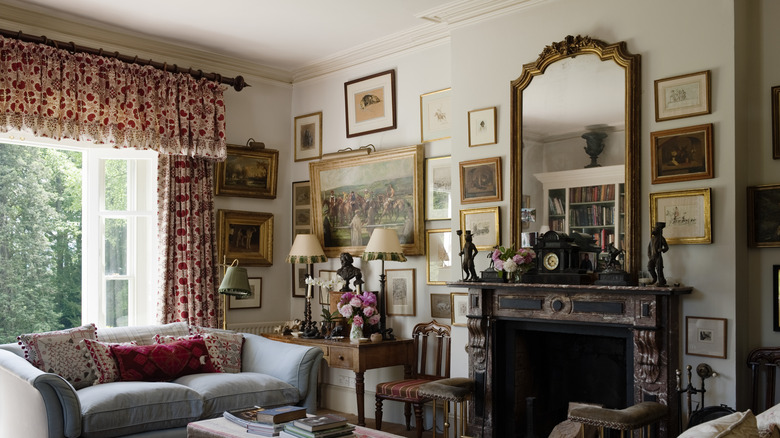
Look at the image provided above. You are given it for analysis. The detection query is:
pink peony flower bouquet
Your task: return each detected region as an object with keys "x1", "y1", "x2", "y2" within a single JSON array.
[
  {"x1": 492, "y1": 246, "x2": 536, "y2": 281},
  {"x1": 337, "y1": 291, "x2": 380, "y2": 329}
]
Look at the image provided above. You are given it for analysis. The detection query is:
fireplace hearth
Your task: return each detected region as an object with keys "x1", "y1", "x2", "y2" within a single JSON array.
[{"x1": 459, "y1": 282, "x2": 691, "y2": 437}]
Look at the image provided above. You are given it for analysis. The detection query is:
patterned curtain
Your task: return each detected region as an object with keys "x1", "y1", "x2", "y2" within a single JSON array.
[
  {"x1": 0, "y1": 36, "x2": 227, "y2": 326},
  {"x1": 157, "y1": 155, "x2": 219, "y2": 327}
]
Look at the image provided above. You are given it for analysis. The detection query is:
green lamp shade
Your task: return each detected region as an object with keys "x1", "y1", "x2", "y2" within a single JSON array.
[{"x1": 218, "y1": 266, "x2": 251, "y2": 296}]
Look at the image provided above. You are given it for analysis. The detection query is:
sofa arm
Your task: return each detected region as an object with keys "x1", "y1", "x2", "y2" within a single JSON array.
[
  {"x1": 0, "y1": 348, "x2": 82, "y2": 438},
  {"x1": 241, "y1": 334, "x2": 323, "y2": 413}
]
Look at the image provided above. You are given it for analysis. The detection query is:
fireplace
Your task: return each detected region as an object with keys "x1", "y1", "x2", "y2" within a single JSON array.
[{"x1": 462, "y1": 282, "x2": 691, "y2": 437}]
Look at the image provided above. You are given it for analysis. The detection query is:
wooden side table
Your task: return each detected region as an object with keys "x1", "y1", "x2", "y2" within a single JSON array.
[{"x1": 263, "y1": 334, "x2": 414, "y2": 426}]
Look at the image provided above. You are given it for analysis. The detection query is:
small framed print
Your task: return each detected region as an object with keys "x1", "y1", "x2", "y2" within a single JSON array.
[
  {"x1": 291, "y1": 265, "x2": 308, "y2": 298},
  {"x1": 686, "y1": 316, "x2": 727, "y2": 358},
  {"x1": 430, "y1": 293, "x2": 451, "y2": 319},
  {"x1": 345, "y1": 69, "x2": 396, "y2": 138},
  {"x1": 460, "y1": 157, "x2": 502, "y2": 204},
  {"x1": 460, "y1": 206, "x2": 500, "y2": 251},
  {"x1": 468, "y1": 107, "x2": 497, "y2": 147},
  {"x1": 772, "y1": 87, "x2": 780, "y2": 159},
  {"x1": 774, "y1": 266, "x2": 780, "y2": 331},
  {"x1": 294, "y1": 112, "x2": 322, "y2": 162},
  {"x1": 425, "y1": 156, "x2": 452, "y2": 220},
  {"x1": 420, "y1": 88, "x2": 452, "y2": 142},
  {"x1": 650, "y1": 124, "x2": 714, "y2": 184},
  {"x1": 654, "y1": 70, "x2": 711, "y2": 122},
  {"x1": 385, "y1": 268, "x2": 416, "y2": 316},
  {"x1": 747, "y1": 184, "x2": 780, "y2": 247},
  {"x1": 450, "y1": 292, "x2": 468, "y2": 327},
  {"x1": 292, "y1": 181, "x2": 312, "y2": 240},
  {"x1": 649, "y1": 188, "x2": 711, "y2": 245},
  {"x1": 229, "y1": 277, "x2": 262, "y2": 309},
  {"x1": 426, "y1": 229, "x2": 453, "y2": 285}
]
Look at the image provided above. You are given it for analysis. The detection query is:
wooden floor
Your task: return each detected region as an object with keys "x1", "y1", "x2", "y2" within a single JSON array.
[{"x1": 315, "y1": 408, "x2": 434, "y2": 438}]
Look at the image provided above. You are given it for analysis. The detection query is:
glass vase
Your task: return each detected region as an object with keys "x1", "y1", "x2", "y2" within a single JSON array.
[{"x1": 350, "y1": 324, "x2": 363, "y2": 343}]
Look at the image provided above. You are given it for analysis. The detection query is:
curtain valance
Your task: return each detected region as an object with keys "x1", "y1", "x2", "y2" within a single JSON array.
[{"x1": 0, "y1": 36, "x2": 227, "y2": 160}]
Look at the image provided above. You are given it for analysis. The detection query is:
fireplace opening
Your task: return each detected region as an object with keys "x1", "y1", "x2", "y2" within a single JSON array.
[{"x1": 494, "y1": 320, "x2": 634, "y2": 437}]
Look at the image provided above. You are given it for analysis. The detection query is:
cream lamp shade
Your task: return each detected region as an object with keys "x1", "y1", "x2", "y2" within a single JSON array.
[
  {"x1": 286, "y1": 234, "x2": 328, "y2": 264},
  {"x1": 362, "y1": 228, "x2": 407, "y2": 262},
  {"x1": 218, "y1": 263, "x2": 251, "y2": 297}
]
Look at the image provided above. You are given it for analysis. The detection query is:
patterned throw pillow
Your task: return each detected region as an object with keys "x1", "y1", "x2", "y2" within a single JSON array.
[
  {"x1": 17, "y1": 324, "x2": 98, "y2": 389},
  {"x1": 111, "y1": 337, "x2": 217, "y2": 381},
  {"x1": 82, "y1": 339, "x2": 136, "y2": 385},
  {"x1": 155, "y1": 332, "x2": 244, "y2": 373},
  {"x1": 757, "y1": 403, "x2": 780, "y2": 438},
  {"x1": 678, "y1": 410, "x2": 759, "y2": 438}
]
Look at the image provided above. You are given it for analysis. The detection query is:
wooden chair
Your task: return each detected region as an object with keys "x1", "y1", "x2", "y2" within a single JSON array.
[
  {"x1": 747, "y1": 346, "x2": 780, "y2": 413},
  {"x1": 375, "y1": 320, "x2": 451, "y2": 438}
]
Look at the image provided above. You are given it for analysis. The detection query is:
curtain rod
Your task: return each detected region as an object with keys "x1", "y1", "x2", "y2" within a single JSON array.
[{"x1": 0, "y1": 28, "x2": 249, "y2": 92}]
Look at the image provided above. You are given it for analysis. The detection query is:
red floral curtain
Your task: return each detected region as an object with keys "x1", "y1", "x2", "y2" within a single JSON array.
[
  {"x1": 0, "y1": 36, "x2": 227, "y2": 327},
  {"x1": 157, "y1": 155, "x2": 219, "y2": 327}
]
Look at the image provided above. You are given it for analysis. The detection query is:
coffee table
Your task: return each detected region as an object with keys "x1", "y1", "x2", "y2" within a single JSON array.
[{"x1": 187, "y1": 417, "x2": 403, "y2": 438}]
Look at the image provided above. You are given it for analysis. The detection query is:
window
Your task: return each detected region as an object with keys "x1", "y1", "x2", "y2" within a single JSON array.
[{"x1": 0, "y1": 137, "x2": 157, "y2": 342}]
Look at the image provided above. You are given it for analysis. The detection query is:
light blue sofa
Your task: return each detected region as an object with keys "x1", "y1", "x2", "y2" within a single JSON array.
[{"x1": 0, "y1": 324, "x2": 323, "y2": 438}]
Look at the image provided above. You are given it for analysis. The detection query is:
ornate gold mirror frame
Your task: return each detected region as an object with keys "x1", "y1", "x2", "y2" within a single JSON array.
[{"x1": 510, "y1": 35, "x2": 641, "y2": 277}]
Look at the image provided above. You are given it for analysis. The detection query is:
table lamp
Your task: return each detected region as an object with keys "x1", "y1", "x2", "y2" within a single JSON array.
[
  {"x1": 286, "y1": 234, "x2": 328, "y2": 336},
  {"x1": 362, "y1": 228, "x2": 407, "y2": 340},
  {"x1": 218, "y1": 259, "x2": 251, "y2": 329}
]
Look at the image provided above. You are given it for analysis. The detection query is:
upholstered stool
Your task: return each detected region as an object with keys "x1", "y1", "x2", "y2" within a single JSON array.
[
  {"x1": 418, "y1": 377, "x2": 475, "y2": 438},
  {"x1": 568, "y1": 402, "x2": 668, "y2": 438}
]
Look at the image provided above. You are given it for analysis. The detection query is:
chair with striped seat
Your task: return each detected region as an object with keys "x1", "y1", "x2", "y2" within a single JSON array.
[{"x1": 375, "y1": 320, "x2": 452, "y2": 438}]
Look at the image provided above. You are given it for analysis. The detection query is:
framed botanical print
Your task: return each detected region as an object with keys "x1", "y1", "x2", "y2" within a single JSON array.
[
  {"x1": 459, "y1": 157, "x2": 502, "y2": 204},
  {"x1": 649, "y1": 188, "x2": 711, "y2": 245},
  {"x1": 650, "y1": 124, "x2": 714, "y2": 184},
  {"x1": 217, "y1": 209, "x2": 274, "y2": 266},
  {"x1": 450, "y1": 292, "x2": 469, "y2": 327},
  {"x1": 215, "y1": 145, "x2": 279, "y2": 199},
  {"x1": 420, "y1": 88, "x2": 452, "y2": 142},
  {"x1": 460, "y1": 206, "x2": 500, "y2": 251},
  {"x1": 229, "y1": 277, "x2": 262, "y2": 309},
  {"x1": 426, "y1": 229, "x2": 452, "y2": 285},
  {"x1": 385, "y1": 268, "x2": 416, "y2": 316},
  {"x1": 294, "y1": 112, "x2": 322, "y2": 162},
  {"x1": 425, "y1": 156, "x2": 452, "y2": 220},
  {"x1": 654, "y1": 70, "x2": 711, "y2": 122},
  {"x1": 468, "y1": 107, "x2": 497, "y2": 147},
  {"x1": 344, "y1": 70, "x2": 396, "y2": 137}
]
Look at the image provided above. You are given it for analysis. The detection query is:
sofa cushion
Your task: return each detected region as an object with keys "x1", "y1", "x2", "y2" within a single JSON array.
[
  {"x1": 111, "y1": 338, "x2": 217, "y2": 381},
  {"x1": 96, "y1": 322, "x2": 189, "y2": 345},
  {"x1": 156, "y1": 332, "x2": 244, "y2": 373},
  {"x1": 679, "y1": 410, "x2": 759, "y2": 438},
  {"x1": 173, "y1": 372, "x2": 301, "y2": 417},
  {"x1": 17, "y1": 323, "x2": 97, "y2": 389},
  {"x1": 82, "y1": 339, "x2": 136, "y2": 385},
  {"x1": 78, "y1": 381, "x2": 202, "y2": 438},
  {"x1": 757, "y1": 403, "x2": 780, "y2": 438}
]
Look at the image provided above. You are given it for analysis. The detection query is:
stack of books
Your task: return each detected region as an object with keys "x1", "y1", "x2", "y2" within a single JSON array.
[
  {"x1": 280, "y1": 414, "x2": 355, "y2": 438},
  {"x1": 224, "y1": 405, "x2": 308, "y2": 437}
]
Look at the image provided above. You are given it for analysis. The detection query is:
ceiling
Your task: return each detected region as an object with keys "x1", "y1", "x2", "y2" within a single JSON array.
[{"x1": 0, "y1": 0, "x2": 540, "y2": 83}]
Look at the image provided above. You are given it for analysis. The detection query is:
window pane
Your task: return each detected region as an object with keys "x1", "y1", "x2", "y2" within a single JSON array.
[
  {"x1": 104, "y1": 160, "x2": 127, "y2": 211},
  {"x1": 105, "y1": 279, "x2": 128, "y2": 327},
  {"x1": 105, "y1": 218, "x2": 127, "y2": 275}
]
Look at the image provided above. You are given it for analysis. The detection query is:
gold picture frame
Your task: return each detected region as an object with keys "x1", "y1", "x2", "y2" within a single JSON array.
[
  {"x1": 420, "y1": 88, "x2": 452, "y2": 143},
  {"x1": 650, "y1": 123, "x2": 714, "y2": 184},
  {"x1": 310, "y1": 144, "x2": 425, "y2": 257},
  {"x1": 426, "y1": 229, "x2": 453, "y2": 285},
  {"x1": 217, "y1": 209, "x2": 274, "y2": 266},
  {"x1": 649, "y1": 188, "x2": 711, "y2": 245},
  {"x1": 459, "y1": 206, "x2": 500, "y2": 251},
  {"x1": 292, "y1": 180, "x2": 313, "y2": 239},
  {"x1": 215, "y1": 145, "x2": 279, "y2": 199},
  {"x1": 459, "y1": 156, "x2": 502, "y2": 204},
  {"x1": 654, "y1": 70, "x2": 711, "y2": 122},
  {"x1": 468, "y1": 106, "x2": 497, "y2": 147},
  {"x1": 344, "y1": 70, "x2": 396, "y2": 138},
  {"x1": 294, "y1": 112, "x2": 322, "y2": 162},
  {"x1": 748, "y1": 184, "x2": 780, "y2": 248},
  {"x1": 425, "y1": 156, "x2": 452, "y2": 221}
]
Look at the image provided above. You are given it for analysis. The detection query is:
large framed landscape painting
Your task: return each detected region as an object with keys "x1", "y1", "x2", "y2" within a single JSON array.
[{"x1": 310, "y1": 144, "x2": 425, "y2": 257}]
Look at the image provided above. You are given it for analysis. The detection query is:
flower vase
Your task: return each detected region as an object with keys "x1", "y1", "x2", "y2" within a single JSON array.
[{"x1": 350, "y1": 324, "x2": 363, "y2": 343}]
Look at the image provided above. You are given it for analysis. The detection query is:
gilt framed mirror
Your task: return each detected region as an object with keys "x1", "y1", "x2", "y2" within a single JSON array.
[{"x1": 510, "y1": 35, "x2": 641, "y2": 278}]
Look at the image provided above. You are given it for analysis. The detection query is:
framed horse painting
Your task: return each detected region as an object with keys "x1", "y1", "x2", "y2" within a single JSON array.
[{"x1": 309, "y1": 144, "x2": 425, "y2": 257}]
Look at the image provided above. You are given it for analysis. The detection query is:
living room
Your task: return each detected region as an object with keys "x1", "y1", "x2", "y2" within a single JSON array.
[{"x1": 1, "y1": 1, "x2": 779, "y2": 437}]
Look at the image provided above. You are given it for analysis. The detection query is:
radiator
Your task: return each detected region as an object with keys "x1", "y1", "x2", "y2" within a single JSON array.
[{"x1": 227, "y1": 321, "x2": 287, "y2": 336}]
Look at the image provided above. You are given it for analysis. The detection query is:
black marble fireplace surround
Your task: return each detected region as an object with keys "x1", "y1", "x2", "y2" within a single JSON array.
[{"x1": 458, "y1": 282, "x2": 691, "y2": 437}]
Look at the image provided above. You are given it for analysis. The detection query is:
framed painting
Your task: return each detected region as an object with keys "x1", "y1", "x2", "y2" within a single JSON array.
[
  {"x1": 459, "y1": 206, "x2": 500, "y2": 251},
  {"x1": 686, "y1": 316, "x2": 727, "y2": 358},
  {"x1": 310, "y1": 144, "x2": 425, "y2": 257},
  {"x1": 217, "y1": 209, "x2": 274, "y2": 266},
  {"x1": 294, "y1": 112, "x2": 322, "y2": 162},
  {"x1": 425, "y1": 156, "x2": 452, "y2": 220},
  {"x1": 430, "y1": 293, "x2": 451, "y2": 319},
  {"x1": 229, "y1": 277, "x2": 262, "y2": 309},
  {"x1": 654, "y1": 70, "x2": 711, "y2": 122},
  {"x1": 420, "y1": 88, "x2": 452, "y2": 143},
  {"x1": 385, "y1": 268, "x2": 416, "y2": 316},
  {"x1": 773, "y1": 87, "x2": 780, "y2": 159},
  {"x1": 291, "y1": 265, "x2": 308, "y2": 298},
  {"x1": 650, "y1": 124, "x2": 714, "y2": 184},
  {"x1": 459, "y1": 157, "x2": 502, "y2": 204},
  {"x1": 426, "y1": 229, "x2": 452, "y2": 285},
  {"x1": 649, "y1": 188, "x2": 711, "y2": 245},
  {"x1": 450, "y1": 292, "x2": 469, "y2": 327},
  {"x1": 317, "y1": 269, "x2": 339, "y2": 305},
  {"x1": 748, "y1": 184, "x2": 780, "y2": 247},
  {"x1": 292, "y1": 180, "x2": 313, "y2": 240},
  {"x1": 774, "y1": 266, "x2": 780, "y2": 331},
  {"x1": 468, "y1": 106, "x2": 497, "y2": 147},
  {"x1": 344, "y1": 69, "x2": 396, "y2": 138},
  {"x1": 215, "y1": 145, "x2": 279, "y2": 199}
]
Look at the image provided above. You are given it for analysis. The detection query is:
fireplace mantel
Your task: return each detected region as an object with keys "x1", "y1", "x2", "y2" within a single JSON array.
[{"x1": 455, "y1": 281, "x2": 692, "y2": 437}]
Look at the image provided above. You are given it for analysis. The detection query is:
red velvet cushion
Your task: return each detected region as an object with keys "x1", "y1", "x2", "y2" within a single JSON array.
[{"x1": 110, "y1": 337, "x2": 217, "y2": 381}]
